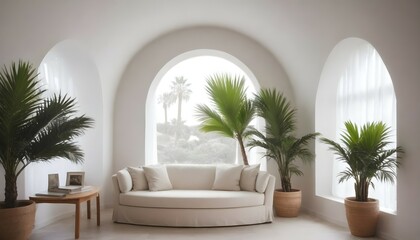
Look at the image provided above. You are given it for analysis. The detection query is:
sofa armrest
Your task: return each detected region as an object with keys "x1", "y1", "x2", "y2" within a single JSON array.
[
  {"x1": 264, "y1": 175, "x2": 275, "y2": 203},
  {"x1": 263, "y1": 175, "x2": 275, "y2": 222},
  {"x1": 112, "y1": 174, "x2": 121, "y2": 203}
]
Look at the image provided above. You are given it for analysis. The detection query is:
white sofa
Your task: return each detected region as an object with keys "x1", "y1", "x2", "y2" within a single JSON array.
[{"x1": 112, "y1": 164, "x2": 275, "y2": 227}]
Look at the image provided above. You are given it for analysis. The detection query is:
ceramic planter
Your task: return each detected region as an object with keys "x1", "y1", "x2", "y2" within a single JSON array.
[
  {"x1": 0, "y1": 200, "x2": 36, "y2": 240},
  {"x1": 274, "y1": 189, "x2": 301, "y2": 217},
  {"x1": 345, "y1": 197, "x2": 379, "y2": 237}
]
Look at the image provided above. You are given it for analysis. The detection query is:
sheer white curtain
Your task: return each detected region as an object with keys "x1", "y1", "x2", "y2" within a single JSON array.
[{"x1": 334, "y1": 43, "x2": 397, "y2": 211}]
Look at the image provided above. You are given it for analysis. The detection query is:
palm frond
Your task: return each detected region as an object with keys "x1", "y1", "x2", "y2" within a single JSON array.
[
  {"x1": 195, "y1": 73, "x2": 255, "y2": 165},
  {"x1": 0, "y1": 61, "x2": 94, "y2": 208},
  {"x1": 254, "y1": 88, "x2": 296, "y2": 139},
  {"x1": 249, "y1": 88, "x2": 318, "y2": 191},
  {"x1": 320, "y1": 121, "x2": 403, "y2": 201},
  {"x1": 195, "y1": 104, "x2": 234, "y2": 138},
  {"x1": 0, "y1": 61, "x2": 44, "y2": 152}
]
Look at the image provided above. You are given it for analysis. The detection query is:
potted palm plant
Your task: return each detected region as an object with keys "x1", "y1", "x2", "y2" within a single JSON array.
[
  {"x1": 320, "y1": 121, "x2": 403, "y2": 237},
  {"x1": 196, "y1": 73, "x2": 255, "y2": 165},
  {"x1": 0, "y1": 61, "x2": 93, "y2": 239},
  {"x1": 249, "y1": 89, "x2": 318, "y2": 217}
]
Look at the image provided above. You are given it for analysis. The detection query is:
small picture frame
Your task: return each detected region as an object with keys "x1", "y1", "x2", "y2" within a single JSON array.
[
  {"x1": 66, "y1": 171, "x2": 85, "y2": 186},
  {"x1": 48, "y1": 173, "x2": 59, "y2": 190}
]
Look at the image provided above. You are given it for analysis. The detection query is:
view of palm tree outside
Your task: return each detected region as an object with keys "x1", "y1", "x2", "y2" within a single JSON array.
[{"x1": 155, "y1": 56, "x2": 256, "y2": 164}]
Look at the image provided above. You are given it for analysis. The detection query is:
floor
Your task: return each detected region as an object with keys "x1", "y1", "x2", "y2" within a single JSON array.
[{"x1": 30, "y1": 209, "x2": 382, "y2": 240}]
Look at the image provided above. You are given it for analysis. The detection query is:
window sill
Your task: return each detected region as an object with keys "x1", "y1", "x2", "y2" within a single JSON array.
[{"x1": 316, "y1": 194, "x2": 397, "y2": 216}]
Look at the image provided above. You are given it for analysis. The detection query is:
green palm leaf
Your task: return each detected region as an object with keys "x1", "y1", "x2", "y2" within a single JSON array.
[
  {"x1": 195, "y1": 73, "x2": 255, "y2": 165},
  {"x1": 0, "y1": 61, "x2": 93, "y2": 208},
  {"x1": 320, "y1": 121, "x2": 403, "y2": 201},
  {"x1": 249, "y1": 88, "x2": 319, "y2": 192}
]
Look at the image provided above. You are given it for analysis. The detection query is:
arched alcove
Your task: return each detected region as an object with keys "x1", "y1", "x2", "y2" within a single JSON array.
[
  {"x1": 316, "y1": 37, "x2": 397, "y2": 212},
  {"x1": 24, "y1": 40, "x2": 103, "y2": 228},
  {"x1": 114, "y1": 26, "x2": 292, "y2": 188}
]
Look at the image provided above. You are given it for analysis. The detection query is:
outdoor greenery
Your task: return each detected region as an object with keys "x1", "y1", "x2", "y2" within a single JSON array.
[
  {"x1": 171, "y1": 76, "x2": 192, "y2": 126},
  {"x1": 320, "y1": 121, "x2": 403, "y2": 202},
  {"x1": 157, "y1": 123, "x2": 235, "y2": 164},
  {"x1": 195, "y1": 74, "x2": 255, "y2": 165},
  {"x1": 248, "y1": 89, "x2": 319, "y2": 192},
  {"x1": 157, "y1": 75, "x2": 236, "y2": 164},
  {"x1": 157, "y1": 92, "x2": 176, "y2": 125},
  {"x1": 0, "y1": 61, "x2": 93, "y2": 208},
  {"x1": 156, "y1": 74, "x2": 319, "y2": 180}
]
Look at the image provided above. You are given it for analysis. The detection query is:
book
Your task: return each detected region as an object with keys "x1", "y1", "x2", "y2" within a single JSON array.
[
  {"x1": 35, "y1": 191, "x2": 67, "y2": 197},
  {"x1": 49, "y1": 185, "x2": 83, "y2": 193},
  {"x1": 66, "y1": 186, "x2": 93, "y2": 194},
  {"x1": 35, "y1": 186, "x2": 93, "y2": 197}
]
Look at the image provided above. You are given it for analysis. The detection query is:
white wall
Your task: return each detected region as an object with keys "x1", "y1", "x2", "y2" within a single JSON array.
[{"x1": 0, "y1": 1, "x2": 419, "y2": 239}]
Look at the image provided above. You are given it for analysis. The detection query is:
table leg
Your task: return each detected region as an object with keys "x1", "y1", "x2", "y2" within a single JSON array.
[
  {"x1": 96, "y1": 193, "x2": 100, "y2": 226},
  {"x1": 87, "y1": 200, "x2": 91, "y2": 219},
  {"x1": 75, "y1": 203, "x2": 80, "y2": 239}
]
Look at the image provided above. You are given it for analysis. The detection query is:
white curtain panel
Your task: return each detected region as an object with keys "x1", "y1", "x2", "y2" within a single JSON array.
[{"x1": 334, "y1": 43, "x2": 397, "y2": 211}]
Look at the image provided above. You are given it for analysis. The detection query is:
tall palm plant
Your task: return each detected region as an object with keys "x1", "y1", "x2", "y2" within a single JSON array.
[
  {"x1": 320, "y1": 121, "x2": 402, "y2": 202},
  {"x1": 0, "y1": 61, "x2": 93, "y2": 208},
  {"x1": 171, "y1": 76, "x2": 192, "y2": 126},
  {"x1": 196, "y1": 74, "x2": 255, "y2": 165},
  {"x1": 249, "y1": 89, "x2": 319, "y2": 192},
  {"x1": 158, "y1": 92, "x2": 176, "y2": 125}
]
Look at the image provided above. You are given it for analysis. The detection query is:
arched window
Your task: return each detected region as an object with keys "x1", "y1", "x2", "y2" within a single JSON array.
[
  {"x1": 147, "y1": 52, "x2": 261, "y2": 166},
  {"x1": 316, "y1": 38, "x2": 397, "y2": 212}
]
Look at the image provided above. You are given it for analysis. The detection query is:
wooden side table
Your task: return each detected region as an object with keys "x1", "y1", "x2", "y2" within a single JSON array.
[{"x1": 30, "y1": 186, "x2": 100, "y2": 239}]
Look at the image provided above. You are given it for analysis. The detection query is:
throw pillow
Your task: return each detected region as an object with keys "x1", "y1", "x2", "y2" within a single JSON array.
[
  {"x1": 240, "y1": 164, "x2": 260, "y2": 191},
  {"x1": 127, "y1": 167, "x2": 149, "y2": 191},
  {"x1": 256, "y1": 171, "x2": 270, "y2": 193},
  {"x1": 212, "y1": 164, "x2": 243, "y2": 191},
  {"x1": 116, "y1": 168, "x2": 133, "y2": 193},
  {"x1": 143, "y1": 165, "x2": 173, "y2": 191}
]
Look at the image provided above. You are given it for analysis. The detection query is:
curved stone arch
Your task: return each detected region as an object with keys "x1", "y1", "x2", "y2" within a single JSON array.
[
  {"x1": 114, "y1": 26, "x2": 292, "y2": 174},
  {"x1": 148, "y1": 49, "x2": 261, "y2": 98}
]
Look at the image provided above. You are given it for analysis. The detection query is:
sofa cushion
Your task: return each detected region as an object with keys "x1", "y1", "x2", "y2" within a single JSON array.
[
  {"x1": 119, "y1": 190, "x2": 264, "y2": 209},
  {"x1": 255, "y1": 171, "x2": 270, "y2": 193},
  {"x1": 143, "y1": 165, "x2": 173, "y2": 191},
  {"x1": 166, "y1": 164, "x2": 215, "y2": 190},
  {"x1": 127, "y1": 167, "x2": 149, "y2": 191},
  {"x1": 240, "y1": 164, "x2": 260, "y2": 191},
  {"x1": 116, "y1": 168, "x2": 133, "y2": 193},
  {"x1": 212, "y1": 165, "x2": 243, "y2": 191}
]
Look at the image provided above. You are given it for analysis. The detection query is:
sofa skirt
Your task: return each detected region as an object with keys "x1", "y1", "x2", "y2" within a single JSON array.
[{"x1": 113, "y1": 205, "x2": 273, "y2": 227}]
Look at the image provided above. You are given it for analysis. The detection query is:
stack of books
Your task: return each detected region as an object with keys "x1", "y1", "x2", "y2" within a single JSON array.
[
  {"x1": 35, "y1": 186, "x2": 92, "y2": 197},
  {"x1": 50, "y1": 185, "x2": 83, "y2": 194}
]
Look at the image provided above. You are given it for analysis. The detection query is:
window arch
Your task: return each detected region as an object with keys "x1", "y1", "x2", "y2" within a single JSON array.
[
  {"x1": 145, "y1": 50, "x2": 262, "y2": 166},
  {"x1": 316, "y1": 38, "x2": 398, "y2": 212}
]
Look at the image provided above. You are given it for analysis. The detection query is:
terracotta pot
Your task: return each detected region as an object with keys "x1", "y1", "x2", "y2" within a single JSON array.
[
  {"x1": 344, "y1": 197, "x2": 379, "y2": 237},
  {"x1": 273, "y1": 189, "x2": 301, "y2": 217},
  {"x1": 0, "y1": 200, "x2": 36, "y2": 240}
]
